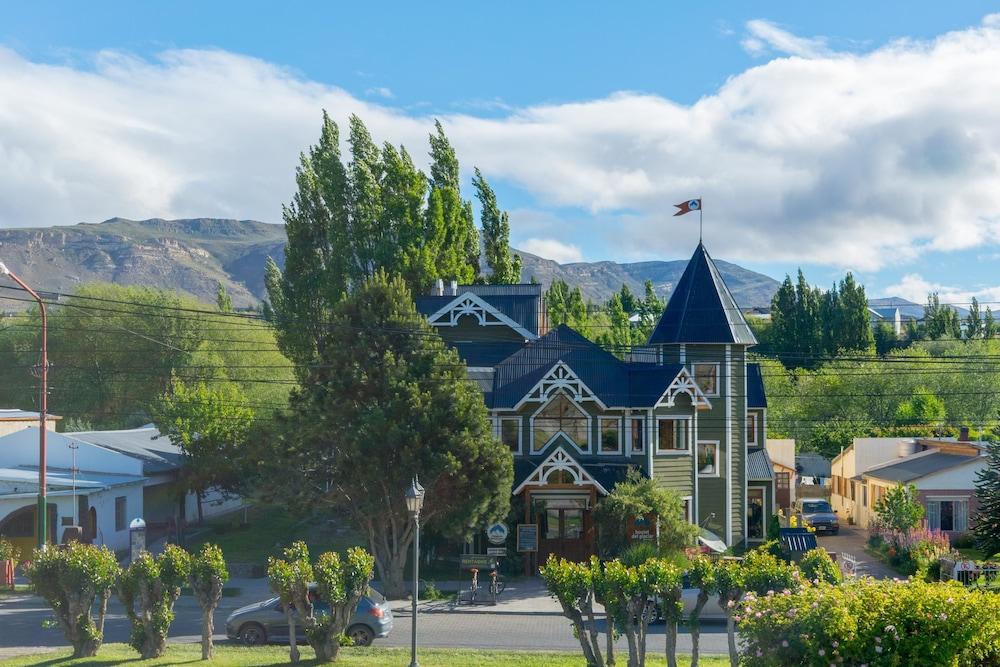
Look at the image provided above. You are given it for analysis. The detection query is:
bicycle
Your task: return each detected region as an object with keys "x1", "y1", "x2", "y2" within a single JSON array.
[{"x1": 487, "y1": 568, "x2": 506, "y2": 605}]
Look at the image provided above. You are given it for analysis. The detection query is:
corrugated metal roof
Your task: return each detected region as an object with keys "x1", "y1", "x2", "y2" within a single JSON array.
[
  {"x1": 647, "y1": 243, "x2": 757, "y2": 346},
  {"x1": 747, "y1": 449, "x2": 774, "y2": 480},
  {"x1": 70, "y1": 427, "x2": 182, "y2": 474},
  {"x1": 864, "y1": 452, "x2": 979, "y2": 482},
  {"x1": 747, "y1": 364, "x2": 767, "y2": 409},
  {"x1": 0, "y1": 466, "x2": 145, "y2": 491},
  {"x1": 780, "y1": 529, "x2": 818, "y2": 553}
]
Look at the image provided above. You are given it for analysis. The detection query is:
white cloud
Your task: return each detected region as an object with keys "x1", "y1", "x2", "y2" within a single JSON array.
[
  {"x1": 883, "y1": 273, "x2": 1000, "y2": 307},
  {"x1": 0, "y1": 15, "x2": 1000, "y2": 273},
  {"x1": 741, "y1": 20, "x2": 831, "y2": 58},
  {"x1": 365, "y1": 86, "x2": 393, "y2": 99},
  {"x1": 519, "y1": 238, "x2": 584, "y2": 264}
]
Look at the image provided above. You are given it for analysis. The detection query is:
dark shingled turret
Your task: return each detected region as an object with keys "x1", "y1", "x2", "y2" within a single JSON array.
[{"x1": 647, "y1": 243, "x2": 757, "y2": 346}]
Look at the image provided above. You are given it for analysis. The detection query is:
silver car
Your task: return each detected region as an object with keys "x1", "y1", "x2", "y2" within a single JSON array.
[
  {"x1": 796, "y1": 499, "x2": 840, "y2": 534},
  {"x1": 225, "y1": 589, "x2": 393, "y2": 647}
]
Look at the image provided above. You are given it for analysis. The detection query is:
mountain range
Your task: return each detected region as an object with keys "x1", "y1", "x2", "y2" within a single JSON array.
[{"x1": 0, "y1": 217, "x2": 784, "y2": 309}]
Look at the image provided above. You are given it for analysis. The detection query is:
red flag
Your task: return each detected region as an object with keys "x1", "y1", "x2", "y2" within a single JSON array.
[{"x1": 673, "y1": 199, "x2": 702, "y2": 216}]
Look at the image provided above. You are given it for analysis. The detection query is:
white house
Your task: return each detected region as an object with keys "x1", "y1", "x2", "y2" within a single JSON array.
[{"x1": 0, "y1": 425, "x2": 241, "y2": 560}]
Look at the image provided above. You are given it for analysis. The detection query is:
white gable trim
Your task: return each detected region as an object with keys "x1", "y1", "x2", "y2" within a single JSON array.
[
  {"x1": 512, "y1": 445, "x2": 609, "y2": 495},
  {"x1": 426, "y1": 292, "x2": 537, "y2": 340},
  {"x1": 515, "y1": 361, "x2": 607, "y2": 411},
  {"x1": 655, "y1": 367, "x2": 712, "y2": 409}
]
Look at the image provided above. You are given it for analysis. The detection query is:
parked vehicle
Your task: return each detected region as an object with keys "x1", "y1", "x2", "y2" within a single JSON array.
[
  {"x1": 225, "y1": 588, "x2": 393, "y2": 647},
  {"x1": 795, "y1": 498, "x2": 840, "y2": 534}
]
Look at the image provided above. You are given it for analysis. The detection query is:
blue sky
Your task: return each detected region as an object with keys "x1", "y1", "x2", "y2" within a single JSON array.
[{"x1": 2, "y1": 2, "x2": 1000, "y2": 305}]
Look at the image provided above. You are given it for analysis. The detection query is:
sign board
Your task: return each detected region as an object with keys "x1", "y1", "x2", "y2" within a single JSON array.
[
  {"x1": 459, "y1": 554, "x2": 498, "y2": 571},
  {"x1": 627, "y1": 514, "x2": 657, "y2": 543},
  {"x1": 486, "y1": 522, "x2": 509, "y2": 545},
  {"x1": 517, "y1": 523, "x2": 538, "y2": 553},
  {"x1": 487, "y1": 547, "x2": 507, "y2": 557},
  {"x1": 128, "y1": 517, "x2": 146, "y2": 564}
]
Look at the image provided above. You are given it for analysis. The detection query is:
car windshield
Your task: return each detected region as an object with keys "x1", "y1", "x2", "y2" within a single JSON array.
[{"x1": 803, "y1": 501, "x2": 832, "y2": 513}]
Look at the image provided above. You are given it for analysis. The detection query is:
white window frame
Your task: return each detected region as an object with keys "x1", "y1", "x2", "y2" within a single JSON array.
[
  {"x1": 655, "y1": 416, "x2": 691, "y2": 455},
  {"x1": 746, "y1": 411, "x2": 758, "y2": 447},
  {"x1": 697, "y1": 440, "x2": 720, "y2": 477},
  {"x1": 682, "y1": 495, "x2": 694, "y2": 524},
  {"x1": 498, "y1": 416, "x2": 522, "y2": 456},
  {"x1": 598, "y1": 417, "x2": 622, "y2": 455},
  {"x1": 629, "y1": 415, "x2": 645, "y2": 456},
  {"x1": 529, "y1": 391, "x2": 591, "y2": 455},
  {"x1": 691, "y1": 362, "x2": 721, "y2": 398}
]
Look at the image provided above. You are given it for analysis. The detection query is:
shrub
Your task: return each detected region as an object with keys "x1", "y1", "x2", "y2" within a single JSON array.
[
  {"x1": 952, "y1": 532, "x2": 976, "y2": 549},
  {"x1": 0, "y1": 538, "x2": 16, "y2": 563},
  {"x1": 739, "y1": 578, "x2": 985, "y2": 667},
  {"x1": 799, "y1": 548, "x2": 841, "y2": 585},
  {"x1": 25, "y1": 543, "x2": 120, "y2": 658},
  {"x1": 118, "y1": 544, "x2": 192, "y2": 659}
]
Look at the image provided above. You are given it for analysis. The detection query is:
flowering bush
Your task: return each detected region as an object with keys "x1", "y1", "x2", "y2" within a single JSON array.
[
  {"x1": 799, "y1": 548, "x2": 841, "y2": 585},
  {"x1": 870, "y1": 520, "x2": 952, "y2": 576},
  {"x1": 739, "y1": 578, "x2": 986, "y2": 667}
]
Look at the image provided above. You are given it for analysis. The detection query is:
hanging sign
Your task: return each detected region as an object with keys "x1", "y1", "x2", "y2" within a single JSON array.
[
  {"x1": 517, "y1": 524, "x2": 538, "y2": 552},
  {"x1": 486, "y1": 522, "x2": 509, "y2": 545}
]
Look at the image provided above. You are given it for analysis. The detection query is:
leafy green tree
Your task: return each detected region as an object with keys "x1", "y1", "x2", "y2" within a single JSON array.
[
  {"x1": 923, "y1": 292, "x2": 962, "y2": 340},
  {"x1": 215, "y1": 282, "x2": 233, "y2": 312},
  {"x1": 118, "y1": 545, "x2": 192, "y2": 659},
  {"x1": 427, "y1": 120, "x2": 479, "y2": 282},
  {"x1": 986, "y1": 307, "x2": 998, "y2": 339},
  {"x1": 873, "y1": 483, "x2": 925, "y2": 534},
  {"x1": 265, "y1": 273, "x2": 512, "y2": 597},
  {"x1": 545, "y1": 279, "x2": 590, "y2": 332},
  {"x1": 25, "y1": 543, "x2": 120, "y2": 658},
  {"x1": 894, "y1": 387, "x2": 946, "y2": 426},
  {"x1": 799, "y1": 547, "x2": 841, "y2": 584},
  {"x1": 473, "y1": 167, "x2": 521, "y2": 284},
  {"x1": 151, "y1": 377, "x2": 254, "y2": 523},
  {"x1": 967, "y1": 297, "x2": 984, "y2": 340},
  {"x1": 267, "y1": 542, "x2": 375, "y2": 663},
  {"x1": 188, "y1": 543, "x2": 229, "y2": 660},
  {"x1": 618, "y1": 283, "x2": 639, "y2": 314},
  {"x1": 594, "y1": 468, "x2": 697, "y2": 557},
  {"x1": 713, "y1": 558, "x2": 744, "y2": 667},
  {"x1": 873, "y1": 321, "x2": 901, "y2": 356},
  {"x1": 596, "y1": 293, "x2": 633, "y2": 355}
]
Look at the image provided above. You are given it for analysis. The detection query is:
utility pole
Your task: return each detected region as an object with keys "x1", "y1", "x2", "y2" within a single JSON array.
[{"x1": 0, "y1": 262, "x2": 49, "y2": 549}]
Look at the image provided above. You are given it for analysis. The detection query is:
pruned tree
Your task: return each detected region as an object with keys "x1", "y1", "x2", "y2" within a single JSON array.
[
  {"x1": 714, "y1": 558, "x2": 744, "y2": 667},
  {"x1": 540, "y1": 556, "x2": 605, "y2": 667},
  {"x1": 25, "y1": 543, "x2": 120, "y2": 658},
  {"x1": 687, "y1": 555, "x2": 717, "y2": 667},
  {"x1": 263, "y1": 273, "x2": 512, "y2": 597},
  {"x1": 268, "y1": 541, "x2": 375, "y2": 663},
  {"x1": 117, "y1": 544, "x2": 192, "y2": 659},
  {"x1": 188, "y1": 543, "x2": 229, "y2": 660}
]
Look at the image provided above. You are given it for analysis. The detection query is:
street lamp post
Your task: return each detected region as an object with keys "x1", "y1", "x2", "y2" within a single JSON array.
[
  {"x1": 0, "y1": 261, "x2": 48, "y2": 550},
  {"x1": 404, "y1": 477, "x2": 425, "y2": 667}
]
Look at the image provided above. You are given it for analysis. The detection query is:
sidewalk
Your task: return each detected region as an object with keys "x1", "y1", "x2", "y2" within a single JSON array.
[{"x1": 389, "y1": 577, "x2": 563, "y2": 616}]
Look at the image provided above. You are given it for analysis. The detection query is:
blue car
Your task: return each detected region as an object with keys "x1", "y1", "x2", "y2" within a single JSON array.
[{"x1": 225, "y1": 588, "x2": 393, "y2": 647}]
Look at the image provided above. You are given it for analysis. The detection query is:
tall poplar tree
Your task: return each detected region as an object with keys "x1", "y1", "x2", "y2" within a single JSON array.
[
  {"x1": 426, "y1": 120, "x2": 479, "y2": 283},
  {"x1": 473, "y1": 167, "x2": 522, "y2": 284}
]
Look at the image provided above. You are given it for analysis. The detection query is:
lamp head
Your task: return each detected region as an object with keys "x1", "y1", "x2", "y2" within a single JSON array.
[
  {"x1": 0, "y1": 261, "x2": 8, "y2": 276},
  {"x1": 404, "y1": 476, "x2": 425, "y2": 516}
]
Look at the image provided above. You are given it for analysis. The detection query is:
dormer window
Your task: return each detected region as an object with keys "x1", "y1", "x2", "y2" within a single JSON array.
[
  {"x1": 692, "y1": 363, "x2": 720, "y2": 397},
  {"x1": 532, "y1": 394, "x2": 589, "y2": 453}
]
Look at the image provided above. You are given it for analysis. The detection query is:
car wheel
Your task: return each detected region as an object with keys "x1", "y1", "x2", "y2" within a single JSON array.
[
  {"x1": 239, "y1": 622, "x2": 267, "y2": 646},
  {"x1": 347, "y1": 624, "x2": 375, "y2": 647}
]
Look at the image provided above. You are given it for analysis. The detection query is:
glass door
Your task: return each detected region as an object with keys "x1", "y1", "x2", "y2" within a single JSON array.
[{"x1": 747, "y1": 487, "x2": 765, "y2": 541}]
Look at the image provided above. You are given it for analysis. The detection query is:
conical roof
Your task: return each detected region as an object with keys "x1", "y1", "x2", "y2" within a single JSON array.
[{"x1": 647, "y1": 243, "x2": 757, "y2": 346}]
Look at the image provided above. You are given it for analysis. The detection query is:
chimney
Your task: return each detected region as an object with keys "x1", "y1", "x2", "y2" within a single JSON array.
[
  {"x1": 959, "y1": 426, "x2": 970, "y2": 442},
  {"x1": 435, "y1": 279, "x2": 444, "y2": 296},
  {"x1": 449, "y1": 280, "x2": 458, "y2": 296}
]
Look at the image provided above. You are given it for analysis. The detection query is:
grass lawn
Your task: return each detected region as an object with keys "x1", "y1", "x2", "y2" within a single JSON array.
[
  {"x1": 0, "y1": 584, "x2": 32, "y2": 597},
  {"x1": 957, "y1": 547, "x2": 985, "y2": 561},
  {"x1": 0, "y1": 644, "x2": 730, "y2": 666}
]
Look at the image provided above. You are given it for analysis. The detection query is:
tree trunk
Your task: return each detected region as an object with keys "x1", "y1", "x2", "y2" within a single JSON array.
[
  {"x1": 726, "y1": 613, "x2": 738, "y2": 667},
  {"x1": 583, "y1": 598, "x2": 604, "y2": 667},
  {"x1": 690, "y1": 592, "x2": 708, "y2": 667},
  {"x1": 314, "y1": 636, "x2": 338, "y2": 663},
  {"x1": 201, "y1": 607, "x2": 214, "y2": 660},
  {"x1": 380, "y1": 556, "x2": 407, "y2": 599},
  {"x1": 621, "y1": 612, "x2": 639, "y2": 667},
  {"x1": 96, "y1": 590, "x2": 109, "y2": 642},
  {"x1": 562, "y1": 605, "x2": 600, "y2": 667},
  {"x1": 665, "y1": 620, "x2": 678, "y2": 667},
  {"x1": 605, "y1": 608, "x2": 616, "y2": 667},
  {"x1": 286, "y1": 610, "x2": 300, "y2": 663}
]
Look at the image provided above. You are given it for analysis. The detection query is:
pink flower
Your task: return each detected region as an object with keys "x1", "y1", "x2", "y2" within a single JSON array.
[
  {"x1": 782, "y1": 640, "x2": 789, "y2": 648},
  {"x1": 755, "y1": 611, "x2": 763, "y2": 618},
  {"x1": 876, "y1": 646, "x2": 883, "y2": 654},
  {"x1": 818, "y1": 649, "x2": 826, "y2": 656},
  {"x1": 756, "y1": 649, "x2": 763, "y2": 657}
]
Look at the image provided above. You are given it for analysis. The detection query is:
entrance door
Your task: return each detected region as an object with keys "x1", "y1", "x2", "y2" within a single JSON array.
[
  {"x1": 539, "y1": 507, "x2": 589, "y2": 563},
  {"x1": 747, "y1": 487, "x2": 766, "y2": 542},
  {"x1": 776, "y1": 472, "x2": 791, "y2": 511}
]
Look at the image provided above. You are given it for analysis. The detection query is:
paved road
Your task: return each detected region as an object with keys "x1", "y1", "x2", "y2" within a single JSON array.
[
  {"x1": 814, "y1": 526, "x2": 897, "y2": 579},
  {"x1": 0, "y1": 581, "x2": 732, "y2": 659}
]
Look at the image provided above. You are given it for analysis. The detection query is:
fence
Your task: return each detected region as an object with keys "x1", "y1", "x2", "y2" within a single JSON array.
[{"x1": 939, "y1": 557, "x2": 1000, "y2": 587}]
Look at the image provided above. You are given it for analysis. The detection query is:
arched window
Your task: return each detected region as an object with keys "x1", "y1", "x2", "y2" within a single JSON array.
[{"x1": 533, "y1": 394, "x2": 589, "y2": 452}]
